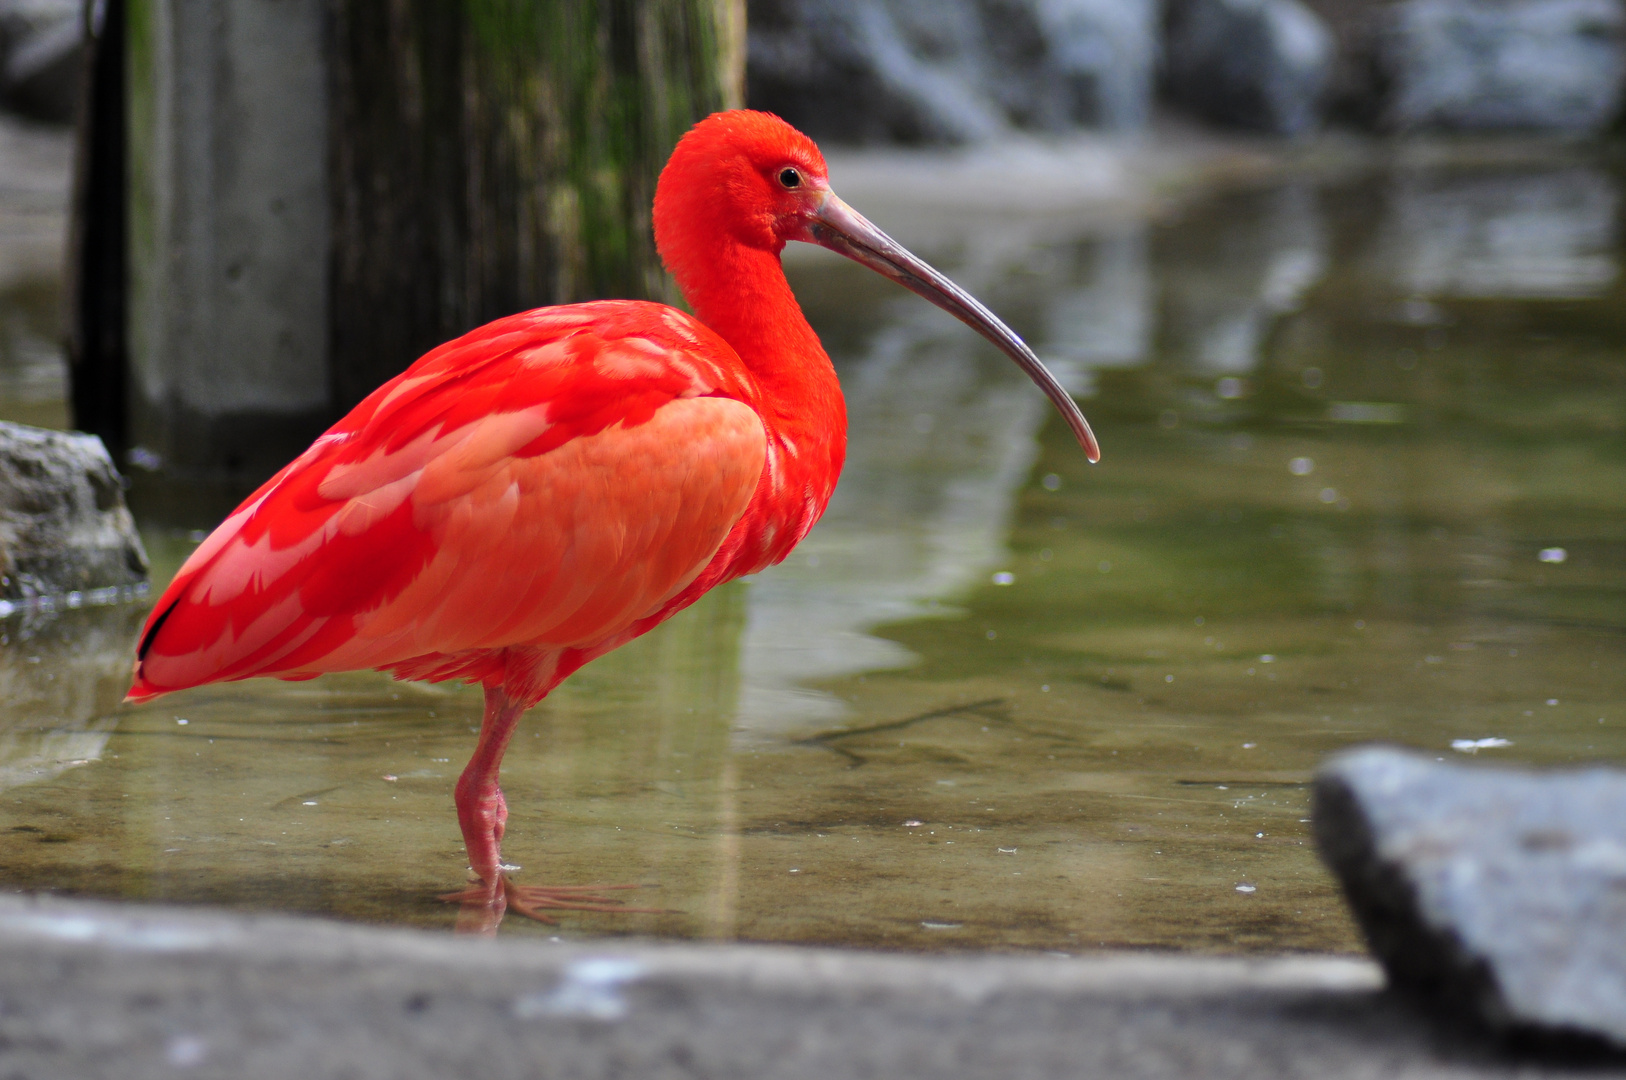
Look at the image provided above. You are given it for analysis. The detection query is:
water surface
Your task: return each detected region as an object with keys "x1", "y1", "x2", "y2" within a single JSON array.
[{"x1": 2, "y1": 151, "x2": 1623, "y2": 951}]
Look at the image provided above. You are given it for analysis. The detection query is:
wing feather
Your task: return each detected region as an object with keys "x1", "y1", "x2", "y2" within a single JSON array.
[{"x1": 129, "y1": 301, "x2": 764, "y2": 701}]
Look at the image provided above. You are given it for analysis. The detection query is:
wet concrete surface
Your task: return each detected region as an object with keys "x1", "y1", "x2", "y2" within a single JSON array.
[{"x1": 3, "y1": 893, "x2": 1623, "y2": 1080}]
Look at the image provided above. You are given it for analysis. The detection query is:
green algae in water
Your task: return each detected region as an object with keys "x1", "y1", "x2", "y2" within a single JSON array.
[{"x1": 2, "y1": 163, "x2": 1624, "y2": 950}]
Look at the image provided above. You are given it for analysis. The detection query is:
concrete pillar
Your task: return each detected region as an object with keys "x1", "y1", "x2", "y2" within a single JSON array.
[{"x1": 125, "y1": 0, "x2": 331, "y2": 486}]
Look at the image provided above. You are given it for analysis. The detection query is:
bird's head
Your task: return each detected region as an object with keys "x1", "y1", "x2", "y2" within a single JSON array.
[
  {"x1": 655, "y1": 109, "x2": 832, "y2": 256},
  {"x1": 655, "y1": 110, "x2": 1100, "y2": 462}
]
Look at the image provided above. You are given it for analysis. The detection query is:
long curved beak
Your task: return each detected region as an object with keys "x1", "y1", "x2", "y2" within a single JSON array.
[{"x1": 802, "y1": 192, "x2": 1100, "y2": 463}]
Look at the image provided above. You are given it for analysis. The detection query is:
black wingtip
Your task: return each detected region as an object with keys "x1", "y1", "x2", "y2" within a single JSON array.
[{"x1": 136, "y1": 597, "x2": 180, "y2": 662}]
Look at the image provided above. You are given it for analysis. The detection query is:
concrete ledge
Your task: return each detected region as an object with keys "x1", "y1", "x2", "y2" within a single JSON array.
[{"x1": 0, "y1": 894, "x2": 1618, "y2": 1079}]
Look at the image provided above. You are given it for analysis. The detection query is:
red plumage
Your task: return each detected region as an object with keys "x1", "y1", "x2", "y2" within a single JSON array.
[{"x1": 130, "y1": 301, "x2": 788, "y2": 707}]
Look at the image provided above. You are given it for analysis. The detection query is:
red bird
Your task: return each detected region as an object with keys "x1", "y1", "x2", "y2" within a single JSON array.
[{"x1": 127, "y1": 110, "x2": 1099, "y2": 924}]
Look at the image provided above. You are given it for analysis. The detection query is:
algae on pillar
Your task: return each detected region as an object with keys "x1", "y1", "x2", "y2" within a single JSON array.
[{"x1": 329, "y1": 0, "x2": 748, "y2": 417}]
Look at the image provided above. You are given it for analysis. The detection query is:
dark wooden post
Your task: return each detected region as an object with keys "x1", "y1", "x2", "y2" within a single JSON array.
[
  {"x1": 328, "y1": 0, "x2": 745, "y2": 412},
  {"x1": 66, "y1": 0, "x2": 128, "y2": 459}
]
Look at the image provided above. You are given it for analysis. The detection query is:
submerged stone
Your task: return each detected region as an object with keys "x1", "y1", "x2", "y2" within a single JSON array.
[
  {"x1": 0, "y1": 421, "x2": 147, "y2": 602},
  {"x1": 1314, "y1": 746, "x2": 1626, "y2": 1048},
  {"x1": 0, "y1": 602, "x2": 145, "y2": 793}
]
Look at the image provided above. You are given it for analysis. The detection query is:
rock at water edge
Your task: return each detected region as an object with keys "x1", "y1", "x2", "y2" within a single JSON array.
[
  {"x1": 1313, "y1": 746, "x2": 1626, "y2": 1048},
  {"x1": 0, "y1": 421, "x2": 147, "y2": 601}
]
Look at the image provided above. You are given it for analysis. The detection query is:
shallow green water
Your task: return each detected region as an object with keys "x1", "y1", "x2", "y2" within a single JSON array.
[{"x1": 2, "y1": 158, "x2": 1623, "y2": 950}]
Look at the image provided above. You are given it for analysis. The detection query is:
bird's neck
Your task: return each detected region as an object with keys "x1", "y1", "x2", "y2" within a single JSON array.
[
  {"x1": 686, "y1": 244, "x2": 840, "y2": 420},
  {"x1": 683, "y1": 242, "x2": 847, "y2": 565}
]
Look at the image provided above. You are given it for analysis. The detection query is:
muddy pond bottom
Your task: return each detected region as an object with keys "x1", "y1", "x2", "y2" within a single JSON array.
[{"x1": 2, "y1": 157, "x2": 1625, "y2": 949}]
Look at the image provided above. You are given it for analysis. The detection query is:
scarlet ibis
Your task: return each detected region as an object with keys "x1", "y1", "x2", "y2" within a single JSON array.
[{"x1": 127, "y1": 110, "x2": 1099, "y2": 924}]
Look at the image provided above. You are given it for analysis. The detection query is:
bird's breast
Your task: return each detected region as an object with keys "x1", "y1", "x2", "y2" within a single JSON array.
[{"x1": 726, "y1": 421, "x2": 843, "y2": 578}]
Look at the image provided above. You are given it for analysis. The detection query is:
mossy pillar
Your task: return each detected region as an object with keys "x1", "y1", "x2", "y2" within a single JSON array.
[
  {"x1": 330, "y1": 0, "x2": 744, "y2": 410},
  {"x1": 102, "y1": 0, "x2": 742, "y2": 499}
]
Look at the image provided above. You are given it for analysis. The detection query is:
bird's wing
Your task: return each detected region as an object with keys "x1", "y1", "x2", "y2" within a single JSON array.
[{"x1": 129, "y1": 302, "x2": 765, "y2": 701}]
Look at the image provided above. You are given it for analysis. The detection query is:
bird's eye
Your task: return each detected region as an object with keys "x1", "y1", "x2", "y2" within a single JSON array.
[{"x1": 778, "y1": 167, "x2": 802, "y2": 189}]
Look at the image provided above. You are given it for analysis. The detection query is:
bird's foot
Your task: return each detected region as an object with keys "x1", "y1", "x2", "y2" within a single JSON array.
[
  {"x1": 439, "y1": 875, "x2": 669, "y2": 932},
  {"x1": 503, "y1": 881, "x2": 662, "y2": 923}
]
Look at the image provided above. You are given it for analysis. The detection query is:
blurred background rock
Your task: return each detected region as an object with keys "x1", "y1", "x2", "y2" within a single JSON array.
[
  {"x1": 748, "y1": 0, "x2": 1159, "y2": 142},
  {"x1": 747, "y1": 0, "x2": 1626, "y2": 142}
]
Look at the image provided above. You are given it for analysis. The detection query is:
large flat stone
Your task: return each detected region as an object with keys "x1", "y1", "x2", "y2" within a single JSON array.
[
  {"x1": 0, "y1": 894, "x2": 1622, "y2": 1079},
  {"x1": 1314, "y1": 746, "x2": 1626, "y2": 1049}
]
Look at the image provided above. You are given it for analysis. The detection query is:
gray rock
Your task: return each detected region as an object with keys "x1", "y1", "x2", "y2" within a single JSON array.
[
  {"x1": 1381, "y1": 0, "x2": 1626, "y2": 133},
  {"x1": 747, "y1": 0, "x2": 1157, "y2": 144},
  {"x1": 0, "y1": 421, "x2": 147, "y2": 602},
  {"x1": 1165, "y1": 0, "x2": 1336, "y2": 136},
  {"x1": 1314, "y1": 746, "x2": 1626, "y2": 1048}
]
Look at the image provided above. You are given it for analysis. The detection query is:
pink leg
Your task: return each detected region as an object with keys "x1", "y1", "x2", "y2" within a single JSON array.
[
  {"x1": 452, "y1": 685, "x2": 525, "y2": 884},
  {"x1": 438, "y1": 684, "x2": 667, "y2": 931}
]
